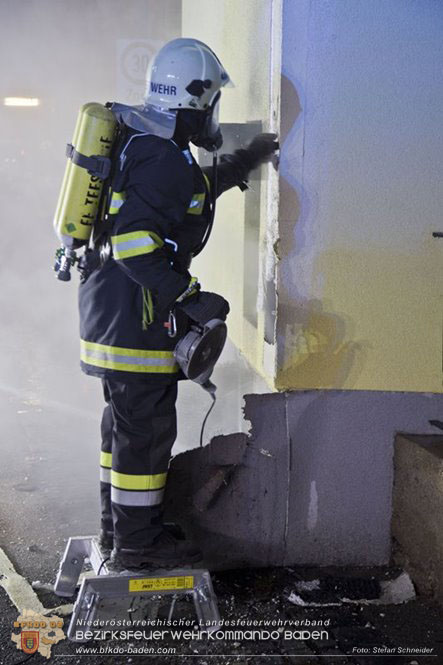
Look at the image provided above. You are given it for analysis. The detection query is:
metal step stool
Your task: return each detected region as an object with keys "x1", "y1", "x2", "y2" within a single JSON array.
[{"x1": 54, "y1": 536, "x2": 220, "y2": 642}]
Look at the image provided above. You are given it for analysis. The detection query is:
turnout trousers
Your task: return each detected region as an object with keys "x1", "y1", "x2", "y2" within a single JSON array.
[{"x1": 99, "y1": 378, "x2": 178, "y2": 548}]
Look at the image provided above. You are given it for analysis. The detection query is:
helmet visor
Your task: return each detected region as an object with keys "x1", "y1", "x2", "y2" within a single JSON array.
[{"x1": 208, "y1": 92, "x2": 221, "y2": 137}]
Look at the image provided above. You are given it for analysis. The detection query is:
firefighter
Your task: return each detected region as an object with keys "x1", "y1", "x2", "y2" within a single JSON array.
[{"x1": 79, "y1": 38, "x2": 278, "y2": 569}]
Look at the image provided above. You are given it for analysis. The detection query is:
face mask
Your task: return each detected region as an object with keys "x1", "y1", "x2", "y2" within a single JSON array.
[{"x1": 191, "y1": 92, "x2": 223, "y2": 152}]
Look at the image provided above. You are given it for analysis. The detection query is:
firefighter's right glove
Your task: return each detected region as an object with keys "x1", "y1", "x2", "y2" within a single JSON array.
[
  {"x1": 244, "y1": 133, "x2": 279, "y2": 170},
  {"x1": 177, "y1": 291, "x2": 230, "y2": 325}
]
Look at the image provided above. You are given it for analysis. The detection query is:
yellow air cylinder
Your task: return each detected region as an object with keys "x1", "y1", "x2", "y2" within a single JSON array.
[{"x1": 54, "y1": 102, "x2": 117, "y2": 248}]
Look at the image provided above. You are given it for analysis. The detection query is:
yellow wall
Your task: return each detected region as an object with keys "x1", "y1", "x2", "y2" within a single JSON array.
[
  {"x1": 278, "y1": 0, "x2": 443, "y2": 393},
  {"x1": 182, "y1": 0, "x2": 281, "y2": 389},
  {"x1": 182, "y1": 1, "x2": 443, "y2": 394}
]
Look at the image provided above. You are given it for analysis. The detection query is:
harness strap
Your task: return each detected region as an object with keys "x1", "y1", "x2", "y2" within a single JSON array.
[{"x1": 66, "y1": 143, "x2": 111, "y2": 179}]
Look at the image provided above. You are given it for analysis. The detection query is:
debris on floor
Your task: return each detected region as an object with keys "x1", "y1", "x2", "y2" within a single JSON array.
[
  {"x1": 0, "y1": 564, "x2": 440, "y2": 664},
  {"x1": 288, "y1": 571, "x2": 416, "y2": 607}
]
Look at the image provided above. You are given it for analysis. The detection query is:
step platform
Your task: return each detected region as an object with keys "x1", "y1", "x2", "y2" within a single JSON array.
[{"x1": 54, "y1": 536, "x2": 220, "y2": 642}]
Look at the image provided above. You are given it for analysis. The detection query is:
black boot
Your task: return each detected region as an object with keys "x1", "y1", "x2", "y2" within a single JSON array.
[
  {"x1": 98, "y1": 522, "x2": 184, "y2": 554},
  {"x1": 110, "y1": 528, "x2": 202, "y2": 570}
]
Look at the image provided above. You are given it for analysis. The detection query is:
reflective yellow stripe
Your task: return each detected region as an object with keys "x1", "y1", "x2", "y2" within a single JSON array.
[
  {"x1": 100, "y1": 452, "x2": 112, "y2": 468},
  {"x1": 82, "y1": 355, "x2": 178, "y2": 373},
  {"x1": 188, "y1": 277, "x2": 200, "y2": 298},
  {"x1": 187, "y1": 192, "x2": 205, "y2": 215},
  {"x1": 111, "y1": 471, "x2": 167, "y2": 491},
  {"x1": 109, "y1": 190, "x2": 126, "y2": 214},
  {"x1": 81, "y1": 340, "x2": 173, "y2": 358},
  {"x1": 80, "y1": 340, "x2": 179, "y2": 374},
  {"x1": 111, "y1": 230, "x2": 163, "y2": 260},
  {"x1": 142, "y1": 287, "x2": 154, "y2": 330},
  {"x1": 82, "y1": 356, "x2": 178, "y2": 373},
  {"x1": 112, "y1": 231, "x2": 164, "y2": 246},
  {"x1": 203, "y1": 173, "x2": 211, "y2": 191}
]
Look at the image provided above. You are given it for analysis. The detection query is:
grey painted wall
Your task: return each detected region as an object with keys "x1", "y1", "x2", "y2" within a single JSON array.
[{"x1": 165, "y1": 390, "x2": 443, "y2": 568}]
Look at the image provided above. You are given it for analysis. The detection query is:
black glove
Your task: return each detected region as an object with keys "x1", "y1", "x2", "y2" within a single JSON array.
[
  {"x1": 244, "y1": 132, "x2": 279, "y2": 170},
  {"x1": 177, "y1": 291, "x2": 230, "y2": 325}
]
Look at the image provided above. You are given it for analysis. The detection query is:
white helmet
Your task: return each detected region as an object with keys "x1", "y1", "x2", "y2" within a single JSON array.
[{"x1": 144, "y1": 38, "x2": 231, "y2": 111}]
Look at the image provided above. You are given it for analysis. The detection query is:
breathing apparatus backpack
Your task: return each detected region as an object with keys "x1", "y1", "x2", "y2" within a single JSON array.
[
  {"x1": 53, "y1": 100, "x2": 220, "y2": 282},
  {"x1": 53, "y1": 102, "x2": 121, "y2": 281},
  {"x1": 52, "y1": 102, "x2": 227, "y2": 411}
]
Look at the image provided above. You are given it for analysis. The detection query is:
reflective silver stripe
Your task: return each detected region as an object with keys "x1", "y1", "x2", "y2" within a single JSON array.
[
  {"x1": 113, "y1": 236, "x2": 156, "y2": 252},
  {"x1": 83, "y1": 348, "x2": 176, "y2": 367},
  {"x1": 110, "y1": 198, "x2": 124, "y2": 210},
  {"x1": 80, "y1": 339, "x2": 178, "y2": 374},
  {"x1": 100, "y1": 468, "x2": 111, "y2": 484},
  {"x1": 109, "y1": 192, "x2": 126, "y2": 214},
  {"x1": 111, "y1": 487, "x2": 164, "y2": 507}
]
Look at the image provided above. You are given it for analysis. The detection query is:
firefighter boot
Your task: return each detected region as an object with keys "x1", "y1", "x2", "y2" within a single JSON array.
[
  {"x1": 98, "y1": 522, "x2": 186, "y2": 554},
  {"x1": 110, "y1": 528, "x2": 203, "y2": 571}
]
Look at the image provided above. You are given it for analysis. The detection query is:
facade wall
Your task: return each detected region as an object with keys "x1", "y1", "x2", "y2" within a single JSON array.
[
  {"x1": 279, "y1": 0, "x2": 443, "y2": 392},
  {"x1": 166, "y1": 391, "x2": 443, "y2": 567},
  {"x1": 182, "y1": 0, "x2": 282, "y2": 388}
]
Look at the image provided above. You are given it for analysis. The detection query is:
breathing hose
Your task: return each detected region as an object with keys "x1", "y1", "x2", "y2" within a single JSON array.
[{"x1": 192, "y1": 151, "x2": 218, "y2": 258}]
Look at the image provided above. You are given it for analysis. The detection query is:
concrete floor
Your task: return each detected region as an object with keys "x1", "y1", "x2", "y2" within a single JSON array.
[
  {"x1": 0, "y1": 328, "x2": 268, "y2": 584},
  {"x1": 1, "y1": 566, "x2": 442, "y2": 664}
]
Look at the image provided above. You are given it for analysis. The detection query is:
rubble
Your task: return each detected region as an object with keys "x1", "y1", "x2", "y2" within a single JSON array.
[{"x1": 288, "y1": 572, "x2": 416, "y2": 607}]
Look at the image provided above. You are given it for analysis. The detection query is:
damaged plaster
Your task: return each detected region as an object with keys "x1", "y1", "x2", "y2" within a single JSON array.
[{"x1": 165, "y1": 389, "x2": 443, "y2": 570}]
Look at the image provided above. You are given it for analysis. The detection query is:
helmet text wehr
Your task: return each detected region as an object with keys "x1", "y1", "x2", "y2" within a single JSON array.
[{"x1": 150, "y1": 82, "x2": 177, "y2": 96}]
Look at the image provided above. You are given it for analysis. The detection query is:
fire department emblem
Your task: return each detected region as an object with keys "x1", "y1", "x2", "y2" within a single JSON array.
[
  {"x1": 21, "y1": 630, "x2": 39, "y2": 654},
  {"x1": 12, "y1": 609, "x2": 65, "y2": 659}
]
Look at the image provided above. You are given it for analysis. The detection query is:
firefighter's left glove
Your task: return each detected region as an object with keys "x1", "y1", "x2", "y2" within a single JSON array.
[
  {"x1": 244, "y1": 133, "x2": 279, "y2": 169},
  {"x1": 177, "y1": 291, "x2": 230, "y2": 325}
]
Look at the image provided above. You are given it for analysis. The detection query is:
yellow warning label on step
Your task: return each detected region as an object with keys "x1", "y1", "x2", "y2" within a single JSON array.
[{"x1": 129, "y1": 575, "x2": 194, "y2": 592}]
